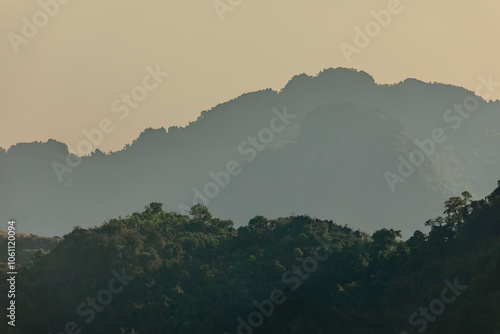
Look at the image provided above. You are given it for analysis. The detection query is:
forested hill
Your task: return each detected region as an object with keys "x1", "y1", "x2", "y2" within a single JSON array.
[
  {"x1": 0, "y1": 231, "x2": 60, "y2": 269},
  {"x1": 2, "y1": 183, "x2": 500, "y2": 334},
  {"x1": 1, "y1": 68, "x2": 500, "y2": 237}
]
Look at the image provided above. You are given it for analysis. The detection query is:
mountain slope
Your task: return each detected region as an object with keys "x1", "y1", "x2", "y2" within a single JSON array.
[
  {"x1": 2, "y1": 183, "x2": 500, "y2": 333},
  {"x1": 1, "y1": 68, "x2": 499, "y2": 236}
]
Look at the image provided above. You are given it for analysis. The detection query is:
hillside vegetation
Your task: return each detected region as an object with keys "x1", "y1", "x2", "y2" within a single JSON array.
[
  {"x1": 2, "y1": 183, "x2": 500, "y2": 333},
  {"x1": 0, "y1": 231, "x2": 60, "y2": 270}
]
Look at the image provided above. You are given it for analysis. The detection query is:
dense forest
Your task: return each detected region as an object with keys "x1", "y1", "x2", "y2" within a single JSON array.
[
  {"x1": 1, "y1": 182, "x2": 500, "y2": 333},
  {"x1": 0, "y1": 231, "x2": 60, "y2": 270}
]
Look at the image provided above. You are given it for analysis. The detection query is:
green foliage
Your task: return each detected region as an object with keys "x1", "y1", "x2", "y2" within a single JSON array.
[
  {"x1": 189, "y1": 204, "x2": 212, "y2": 223},
  {"x1": 2, "y1": 185, "x2": 500, "y2": 333},
  {"x1": 0, "y1": 232, "x2": 60, "y2": 268}
]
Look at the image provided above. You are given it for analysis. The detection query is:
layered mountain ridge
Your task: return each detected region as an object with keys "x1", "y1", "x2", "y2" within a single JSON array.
[{"x1": 1, "y1": 68, "x2": 499, "y2": 236}]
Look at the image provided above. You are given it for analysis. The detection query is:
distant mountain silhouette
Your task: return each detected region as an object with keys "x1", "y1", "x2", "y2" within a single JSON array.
[
  {"x1": 209, "y1": 102, "x2": 446, "y2": 234},
  {"x1": 1, "y1": 68, "x2": 499, "y2": 236}
]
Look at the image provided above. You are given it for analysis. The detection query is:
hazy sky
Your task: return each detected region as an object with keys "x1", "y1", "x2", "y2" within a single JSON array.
[{"x1": 1, "y1": 0, "x2": 499, "y2": 153}]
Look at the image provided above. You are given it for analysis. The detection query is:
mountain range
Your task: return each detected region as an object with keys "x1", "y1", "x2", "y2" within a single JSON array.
[{"x1": 1, "y1": 68, "x2": 499, "y2": 237}]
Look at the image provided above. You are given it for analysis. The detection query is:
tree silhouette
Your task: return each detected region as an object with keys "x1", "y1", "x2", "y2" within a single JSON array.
[
  {"x1": 189, "y1": 204, "x2": 212, "y2": 223},
  {"x1": 444, "y1": 196, "x2": 467, "y2": 232}
]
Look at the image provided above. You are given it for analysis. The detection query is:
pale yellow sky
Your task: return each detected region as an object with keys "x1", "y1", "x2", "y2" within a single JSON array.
[{"x1": 1, "y1": 0, "x2": 499, "y2": 153}]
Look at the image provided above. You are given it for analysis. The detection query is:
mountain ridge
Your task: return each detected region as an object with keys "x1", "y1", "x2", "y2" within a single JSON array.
[{"x1": 1, "y1": 68, "x2": 499, "y2": 237}]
